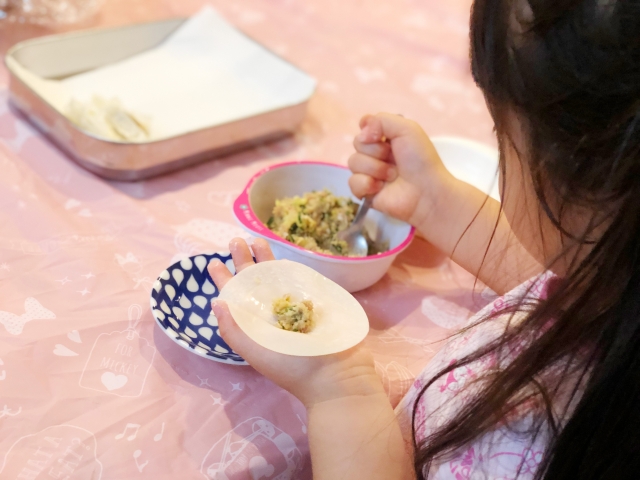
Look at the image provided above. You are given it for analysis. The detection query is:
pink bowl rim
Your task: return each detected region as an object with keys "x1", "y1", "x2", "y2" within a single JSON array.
[{"x1": 233, "y1": 160, "x2": 416, "y2": 263}]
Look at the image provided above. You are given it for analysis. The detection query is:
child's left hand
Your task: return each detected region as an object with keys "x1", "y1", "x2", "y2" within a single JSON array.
[{"x1": 207, "y1": 238, "x2": 384, "y2": 408}]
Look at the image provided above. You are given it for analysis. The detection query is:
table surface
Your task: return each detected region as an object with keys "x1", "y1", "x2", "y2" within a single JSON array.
[{"x1": 0, "y1": 0, "x2": 495, "y2": 478}]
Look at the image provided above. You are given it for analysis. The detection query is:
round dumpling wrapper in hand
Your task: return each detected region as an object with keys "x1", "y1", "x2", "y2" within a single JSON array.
[{"x1": 217, "y1": 259, "x2": 369, "y2": 356}]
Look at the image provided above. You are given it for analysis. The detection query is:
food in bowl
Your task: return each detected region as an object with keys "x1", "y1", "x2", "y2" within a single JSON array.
[
  {"x1": 266, "y1": 189, "x2": 387, "y2": 256},
  {"x1": 272, "y1": 294, "x2": 315, "y2": 333},
  {"x1": 233, "y1": 161, "x2": 416, "y2": 293}
]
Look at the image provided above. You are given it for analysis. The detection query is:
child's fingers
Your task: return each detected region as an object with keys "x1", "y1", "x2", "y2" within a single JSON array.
[
  {"x1": 353, "y1": 137, "x2": 391, "y2": 160},
  {"x1": 209, "y1": 239, "x2": 274, "y2": 290},
  {"x1": 252, "y1": 238, "x2": 275, "y2": 263},
  {"x1": 349, "y1": 173, "x2": 384, "y2": 199},
  {"x1": 374, "y1": 112, "x2": 420, "y2": 141},
  {"x1": 207, "y1": 259, "x2": 233, "y2": 289},
  {"x1": 229, "y1": 238, "x2": 255, "y2": 273},
  {"x1": 357, "y1": 115, "x2": 384, "y2": 143},
  {"x1": 348, "y1": 153, "x2": 398, "y2": 182},
  {"x1": 211, "y1": 301, "x2": 251, "y2": 356},
  {"x1": 359, "y1": 114, "x2": 374, "y2": 129},
  {"x1": 360, "y1": 112, "x2": 418, "y2": 145}
]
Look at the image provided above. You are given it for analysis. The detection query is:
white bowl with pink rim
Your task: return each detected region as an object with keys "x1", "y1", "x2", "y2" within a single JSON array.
[{"x1": 233, "y1": 161, "x2": 415, "y2": 293}]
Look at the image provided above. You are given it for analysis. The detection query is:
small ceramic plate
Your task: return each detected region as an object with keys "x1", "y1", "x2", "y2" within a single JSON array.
[{"x1": 150, "y1": 252, "x2": 247, "y2": 365}]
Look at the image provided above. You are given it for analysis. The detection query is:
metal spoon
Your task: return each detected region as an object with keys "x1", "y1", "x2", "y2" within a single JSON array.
[{"x1": 337, "y1": 196, "x2": 373, "y2": 257}]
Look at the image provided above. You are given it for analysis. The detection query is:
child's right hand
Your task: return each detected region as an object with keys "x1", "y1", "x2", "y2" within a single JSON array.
[
  {"x1": 351, "y1": 113, "x2": 543, "y2": 295},
  {"x1": 349, "y1": 113, "x2": 454, "y2": 229}
]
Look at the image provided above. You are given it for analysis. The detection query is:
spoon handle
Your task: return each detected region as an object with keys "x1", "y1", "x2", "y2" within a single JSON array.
[{"x1": 352, "y1": 196, "x2": 373, "y2": 228}]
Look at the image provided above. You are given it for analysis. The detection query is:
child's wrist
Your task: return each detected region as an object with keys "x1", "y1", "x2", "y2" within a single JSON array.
[
  {"x1": 410, "y1": 168, "x2": 459, "y2": 233},
  {"x1": 299, "y1": 369, "x2": 386, "y2": 410}
]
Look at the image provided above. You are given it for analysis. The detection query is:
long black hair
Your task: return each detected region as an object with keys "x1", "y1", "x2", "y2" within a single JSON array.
[{"x1": 412, "y1": 0, "x2": 640, "y2": 478}]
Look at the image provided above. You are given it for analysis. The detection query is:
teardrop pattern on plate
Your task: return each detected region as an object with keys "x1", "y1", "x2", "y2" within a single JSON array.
[
  {"x1": 179, "y1": 295, "x2": 192, "y2": 309},
  {"x1": 172, "y1": 306, "x2": 184, "y2": 320},
  {"x1": 199, "y1": 327, "x2": 213, "y2": 340},
  {"x1": 189, "y1": 313, "x2": 204, "y2": 325},
  {"x1": 186, "y1": 275, "x2": 199, "y2": 293},
  {"x1": 160, "y1": 301, "x2": 171, "y2": 314},
  {"x1": 165, "y1": 284, "x2": 176, "y2": 300},
  {"x1": 195, "y1": 255, "x2": 207, "y2": 272},
  {"x1": 172, "y1": 269, "x2": 184, "y2": 286},
  {"x1": 194, "y1": 296, "x2": 208, "y2": 309},
  {"x1": 202, "y1": 280, "x2": 215, "y2": 295}
]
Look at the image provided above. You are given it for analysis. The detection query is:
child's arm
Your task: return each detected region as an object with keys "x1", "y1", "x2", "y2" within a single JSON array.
[
  {"x1": 208, "y1": 239, "x2": 414, "y2": 480},
  {"x1": 349, "y1": 113, "x2": 542, "y2": 294},
  {"x1": 306, "y1": 391, "x2": 413, "y2": 480}
]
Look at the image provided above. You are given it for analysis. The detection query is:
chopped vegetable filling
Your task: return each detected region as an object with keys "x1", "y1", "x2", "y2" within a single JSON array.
[
  {"x1": 267, "y1": 189, "x2": 387, "y2": 256},
  {"x1": 272, "y1": 294, "x2": 315, "y2": 333}
]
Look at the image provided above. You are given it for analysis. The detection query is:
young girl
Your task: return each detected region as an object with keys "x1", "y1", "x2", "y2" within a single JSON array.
[{"x1": 208, "y1": 0, "x2": 640, "y2": 478}]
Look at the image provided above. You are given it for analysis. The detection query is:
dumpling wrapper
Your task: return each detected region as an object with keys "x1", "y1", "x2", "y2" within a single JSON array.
[{"x1": 218, "y1": 259, "x2": 369, "y2": 356}]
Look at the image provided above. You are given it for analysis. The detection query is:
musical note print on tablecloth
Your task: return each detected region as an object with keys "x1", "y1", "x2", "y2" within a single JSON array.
[
  {"x1": 295, "y1": 414, "x2": 307, "y2": 434},
  {"x1": 153, "y1": 423, "x2": 165, "y2": 442},
  {"x1": 133, "y1": 450, "x2": 148, "y2": 473},
  {"x1": 114, "y1": 423, "x2": 140, "y2": 441}
]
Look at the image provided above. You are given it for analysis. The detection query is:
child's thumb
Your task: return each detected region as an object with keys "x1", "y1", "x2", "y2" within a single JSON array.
[
  {"x1": 357, "y1": 114, "x2": 385, "y2": 143},
  {"x1": 211, "y1": 300, "x2": 251, "y2": 357},
  {"x1": 374, "y1": 112, "x2": 419, "y2": 142}
]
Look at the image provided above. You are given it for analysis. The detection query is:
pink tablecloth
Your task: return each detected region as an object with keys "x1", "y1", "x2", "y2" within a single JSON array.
[{"x1": 0, "y1": 0, "x2": 495, "y2": 478}]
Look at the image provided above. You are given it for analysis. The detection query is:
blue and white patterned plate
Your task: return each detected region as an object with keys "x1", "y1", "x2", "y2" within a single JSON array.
[{"x1": 150, "y1": 252, "x2": 247, "y2": 365}]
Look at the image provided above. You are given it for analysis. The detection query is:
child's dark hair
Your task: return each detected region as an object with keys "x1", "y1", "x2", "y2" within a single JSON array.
[{"x1": 412, "y1": 0, "x2": 640, "y2": 478}]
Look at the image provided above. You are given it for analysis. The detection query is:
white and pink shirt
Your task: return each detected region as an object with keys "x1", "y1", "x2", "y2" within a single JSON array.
[{"x1": 397, "y1": 272, "x2": 558, "y2": 480}]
